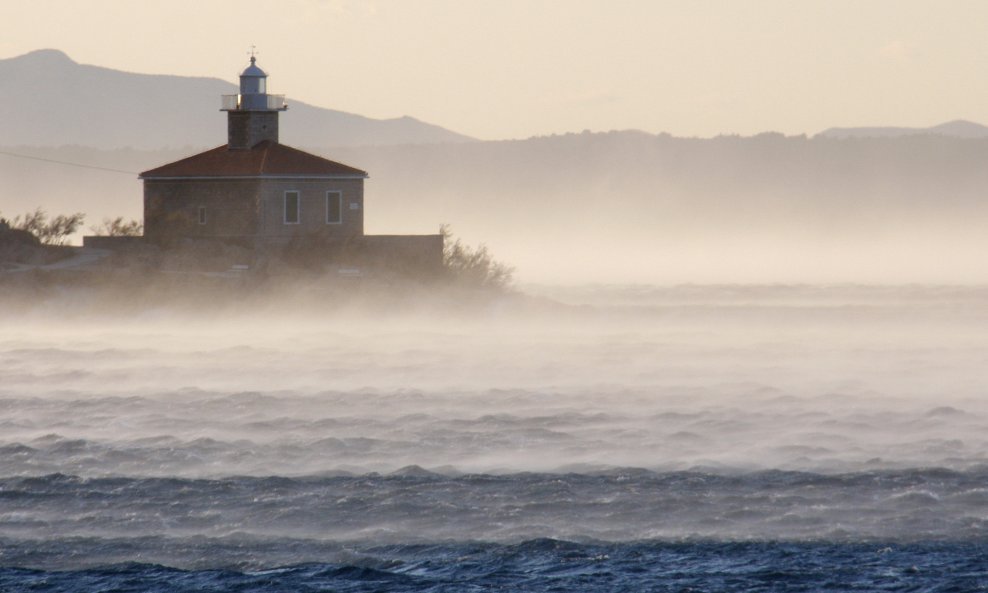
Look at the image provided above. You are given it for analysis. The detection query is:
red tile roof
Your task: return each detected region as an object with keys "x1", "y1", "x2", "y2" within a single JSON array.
[{"x1": 139, "y1": 141, "x2": 368, "y2": 179}]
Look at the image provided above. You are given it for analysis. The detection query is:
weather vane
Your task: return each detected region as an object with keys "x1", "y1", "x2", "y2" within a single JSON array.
[{"x1": 248, "y1": 45, "x2": 258, "y2": 62}]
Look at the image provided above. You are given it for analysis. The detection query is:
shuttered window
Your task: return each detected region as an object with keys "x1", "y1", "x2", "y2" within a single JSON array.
[
  {"x1": 326, "y1": 191, "x2": 342, "y2": 224},
  {"x1": 284, "y1": 191, "x2": 300, "y2": 224}
]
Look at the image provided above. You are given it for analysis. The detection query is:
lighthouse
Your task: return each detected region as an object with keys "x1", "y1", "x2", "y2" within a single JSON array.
[
  {"x1": 221, "y1": 55, "x2": 288, "y2": 149},
  {"x1": 134, "y1": 52, "x2": 442, "y2": 277}
]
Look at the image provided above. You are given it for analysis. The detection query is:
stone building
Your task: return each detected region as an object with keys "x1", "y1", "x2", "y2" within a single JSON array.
[{"x1": 130, "y1": 56, "x2": 441, "y2": 274}]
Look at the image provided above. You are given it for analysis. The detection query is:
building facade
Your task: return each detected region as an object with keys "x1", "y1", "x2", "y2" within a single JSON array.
[
  {"x1": 141, "y1": 56, "x2": 368, "y2": 246},
  {"x1": 135, "y1": 56, "x2": 442, "y2": 275}
]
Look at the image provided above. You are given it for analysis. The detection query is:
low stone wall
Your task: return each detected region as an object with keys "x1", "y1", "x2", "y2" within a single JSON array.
[
  {"x1": 82, "y1": 236, "x2": 146, "y2": 250},
  {"x1": 353, "y1": 234, "x2": 444, "y2": 277},
  {"x1": 80, "y1": 233, "x2": 445, "y2": 279}
]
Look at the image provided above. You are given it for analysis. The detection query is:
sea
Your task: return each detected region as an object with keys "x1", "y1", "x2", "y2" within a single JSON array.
[{"x1": 1, "y1": 283, "x2": 987, "y2": 592}]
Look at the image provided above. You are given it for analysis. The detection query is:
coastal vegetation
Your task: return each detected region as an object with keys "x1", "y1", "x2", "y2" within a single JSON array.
[
  {"x1": 1, "y1": 211, "x2": 514, "y2": 295},
  {"x1": 89, "y1": 217, "x2": 143, "y2": 237},
  {"x1": 0, "y1": 208, "x2": 84, "y2": 246},
  {"x1": 440, "y1": 224, "x2": 513, "y2": 290}
]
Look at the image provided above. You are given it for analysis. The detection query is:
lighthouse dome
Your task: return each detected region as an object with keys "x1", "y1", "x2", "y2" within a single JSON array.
[
  {"x1": 241, "y1": 56, "x2": 267, "y2": 78},
  {"x1": 240, "y1": 56, "x2": 267, "y2": 95}
]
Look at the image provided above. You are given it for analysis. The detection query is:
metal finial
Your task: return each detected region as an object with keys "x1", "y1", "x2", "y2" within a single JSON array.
[{"x1": 248, "y1": 45, "x2": 258, "y2": 64}]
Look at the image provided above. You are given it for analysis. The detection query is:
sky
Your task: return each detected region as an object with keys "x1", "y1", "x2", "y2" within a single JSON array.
[{"x1": 4, "y1": 0, "x2": 988, "y2": 140}]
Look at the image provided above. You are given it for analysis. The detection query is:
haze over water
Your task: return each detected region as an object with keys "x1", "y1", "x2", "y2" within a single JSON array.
[{"x1": 2, "y1": 284, "x2": 988, "y2": 590}]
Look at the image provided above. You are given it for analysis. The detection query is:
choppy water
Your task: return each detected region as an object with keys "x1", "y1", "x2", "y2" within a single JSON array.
[{"x1": 2, "y1": 284, "x2": 988, "y2": 591}]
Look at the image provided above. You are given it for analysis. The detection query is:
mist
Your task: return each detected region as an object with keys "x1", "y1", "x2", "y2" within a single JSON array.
[
  {"x1": 6, "y1": 141, "x2": 988, "y2": 585},
  {"x1": 3, "y1": 283, "x2": 986, "y2": 478},
  {"x1": 6, "y1": 132, "x2": 988, "y2": 284}
]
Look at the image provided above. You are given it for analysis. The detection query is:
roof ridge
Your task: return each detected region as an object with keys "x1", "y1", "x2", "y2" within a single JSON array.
[
  {"x1": 138, "y1": 145, "x2": 227, "y2": 177},
  {"x1": 258, "y1": 141, "x2": 271, "y2": 173},
  {"x1": 138, "y1": 141, "x2": 368, "y2": 179}
]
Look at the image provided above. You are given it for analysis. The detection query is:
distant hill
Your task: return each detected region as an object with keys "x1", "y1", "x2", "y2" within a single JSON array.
[
  {"x1": 0, "y1": 49, "x2": 474, "y2": 149},
  {"x1": 816, "y1": 119, "x2": 988, "y2": 139},
  {"x1": 6, "y1": 130, "x2": 988, "y2": 283}
]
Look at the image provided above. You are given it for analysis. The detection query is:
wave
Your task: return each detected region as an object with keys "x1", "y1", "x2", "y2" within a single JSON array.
[
  {"x1": 0, "y1": 386, "x2": 987, "y2": 478},
  {"x1": 1, "y1": 468, "x2": 987, "y2": 556},
  {"x1": 4, "y1": 285, "x2": 988, "y2": 588},
  {"x1": 2, "y1": 539, "x2": 986, "y2": 591}
]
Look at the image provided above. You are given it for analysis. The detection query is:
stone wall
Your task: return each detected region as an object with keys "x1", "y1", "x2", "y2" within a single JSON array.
[
  {"x1": 143, "y1": 177, "x2": 365, "y2": 245},
  {"x1": 143, "y1": 179, "x2": 261, "y2": 244},
  {"x1": 82, "y1": 236, "x2": 145, "y2": 250},
  {"x1": 353, "y1": 234, "x2": 444, "y2": 277},
  {"x1": 257, "y1": 178, "x2": 364, "y2": 241},
  {"x1": 227, "y1": 111, "x2": 279, "y2": 149},
  {"x1": 141, "y1": 175, "x2": 439, "y2": 278}
]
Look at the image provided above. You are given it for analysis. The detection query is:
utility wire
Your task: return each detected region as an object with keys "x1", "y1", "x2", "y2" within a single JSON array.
[{"x1": 0, "y1": 149, "x2": 138, "y2": 176}]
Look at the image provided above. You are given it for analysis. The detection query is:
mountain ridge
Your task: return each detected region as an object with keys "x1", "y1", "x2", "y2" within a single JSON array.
[
  {"x1": 816, "y1": 119, "x2": 988, "y2": 139},
  {"x1": 1, "y1": 49, "x2": 474, "y2": 149}
]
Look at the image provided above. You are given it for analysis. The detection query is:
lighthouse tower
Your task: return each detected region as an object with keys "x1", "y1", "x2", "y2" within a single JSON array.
[{"x1": 221, "y1": 55, "x2": 288, "y2": 149}]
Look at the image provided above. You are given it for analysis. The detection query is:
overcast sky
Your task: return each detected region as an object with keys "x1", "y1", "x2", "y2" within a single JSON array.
[{"x1": 5, "y1": 0, "x2": 988, "y2": 140}]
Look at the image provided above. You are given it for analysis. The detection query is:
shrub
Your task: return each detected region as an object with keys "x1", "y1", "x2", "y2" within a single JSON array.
[
  {"x1": 440, "y1": 224, "x2": 513, "y2": 289},
  {"x1": 3, "y1": 208, "x2": 85, "y2": 246},
  {"x1": 90, "y1": 217, "x2": 144, "y2": 237}
]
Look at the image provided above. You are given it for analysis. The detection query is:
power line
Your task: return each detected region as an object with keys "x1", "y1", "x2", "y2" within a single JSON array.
[{"x1": 0, "y1": 149, "x2": 137, "y2": 176}]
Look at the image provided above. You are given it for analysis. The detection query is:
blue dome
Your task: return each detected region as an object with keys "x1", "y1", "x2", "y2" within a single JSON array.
[{"x1": 241, "y1": 56, "x2": 267, "y2": 78}]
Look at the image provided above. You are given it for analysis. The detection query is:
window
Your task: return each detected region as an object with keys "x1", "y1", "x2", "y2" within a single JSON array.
[
  {"x1": 326, "y1": 191, "x2": 342, "y2": 224},
  {"x1": 198, "y1": 207, "x2": 207, "y2": 225},
  {"x1": 284, "y1": 191, "x2": 300, "y2": 224}
]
